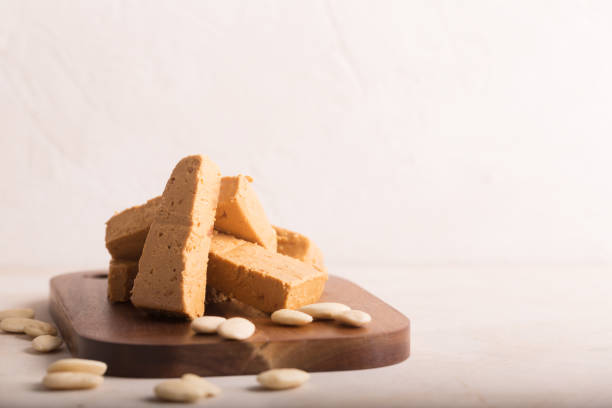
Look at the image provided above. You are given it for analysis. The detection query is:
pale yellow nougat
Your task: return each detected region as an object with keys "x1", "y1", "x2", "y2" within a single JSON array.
[{"x1": 106, "y1": 176, "x2": 276, "y2": 254}]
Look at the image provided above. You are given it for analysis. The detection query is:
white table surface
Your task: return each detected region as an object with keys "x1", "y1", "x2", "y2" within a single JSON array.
[{"x1": 0, "y1": 265, "x2": 610, "y2": 407}]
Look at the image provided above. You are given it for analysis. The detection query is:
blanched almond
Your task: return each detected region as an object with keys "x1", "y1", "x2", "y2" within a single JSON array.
[
  {"x1": 154, "y1": 379, "x2": 203, "y2": 402},
  {"x1": 42, "y1": 372, "x2": 103, "y2": 390},
  {"x1": 335, "y1": 310, "x2": 371, "y2": 327},
  {"x1": 218, "y1": 317, "x2": 255, "y2": 340},
  {"x1": 32, "y1": 335, "x2": 63, "y2": 352},
  {"x1": 1, "y1": 317, "x2": 36, "y2": 333},
  {"x1": 182, "y1": 373, "x2": 221, "y2": 397},
  {"x1": 191, "y1": 316, "x2": 226, "y2": 334},
  {"x1": 47, "y1": 358, "x2": 107, "y2": 376},
  {"x1": 24, "y1": 320, "x2": 57, "y2": 337},
  {"x1": 299, "y1": 303, "x2": 350, "y2": 320},
  {"x1": 0, "y1": 308, "x2": 34, "y2": 321},
  {"x1": 257, "y1": 368, "x2": 310, "y2": 390},
  {"x1": 271, "y1": 309, "x2": 312, "y2": 326}
]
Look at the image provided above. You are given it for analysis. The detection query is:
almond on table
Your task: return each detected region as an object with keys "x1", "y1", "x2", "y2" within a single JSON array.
[
  {"x1": 181, "y1": 373, "x2": 221, "y2": 397},
  {"x1": 0, "y1": 308, "x2": 35, "y2": 321},
  {"x1": 32, "y1": 335, "x2": 63, "y2": 352},
  {"x1": 24, "y1": 320, "x2": 57, "y2": 337},
  {"x1": 1, "y1": 317, "x2": 42, "y2": 333},
  {"x1": 257, "y1": 368, "x2": 310, "y2": 390},
  {"x1": 154, "y1": 374, "x2": 221, "y2": 402},
  {"x1": 154, "y1": 379, "x2": 202, "y2": 402},
  {"x1": 47, "y1": 358, "x2": 108, "y2": 376},
  {"x1": 43, "y1": 372, "x2": 103, "y2": 390}
]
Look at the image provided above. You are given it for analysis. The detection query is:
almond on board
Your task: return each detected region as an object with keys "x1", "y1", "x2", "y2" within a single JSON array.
[
  {"x1": 191, "y1": 316, "x2": 226, "y2": 334},
  {"x1": 299, "y1": 303, "x2": 350, "y2": 320},
  {"x1": 335, "y1": 310, "x2": 372, "y2": 327},
  {"x1": 271, "y1": 309, "x2": 313, "y2": 326},
  {"x1": 217, "y1": 317, "x2": 255, "y2": 340}
]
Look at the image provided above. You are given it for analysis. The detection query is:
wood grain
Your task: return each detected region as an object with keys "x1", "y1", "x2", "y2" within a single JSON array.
[{"x1": 49, "y1": 271, "x2": 410, "y2": 378}]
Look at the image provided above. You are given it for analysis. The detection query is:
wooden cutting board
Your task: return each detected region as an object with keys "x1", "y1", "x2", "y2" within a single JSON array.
[{"x1": 49, "y1": 271, "x2": 410, "y2": 378}]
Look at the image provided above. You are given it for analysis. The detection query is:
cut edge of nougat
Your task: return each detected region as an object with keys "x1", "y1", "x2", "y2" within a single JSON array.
[
  {"x1": 105, "y1": 196, "x2": 163, "y2": 260},
  {"x1": 107, "y1": 257, "x2": 229, "y2": 306},
  {"x1": 107, "y1": 258, "x2": 139, "y2": 303},
  {"x1": 273, "y1": 225, "x2": 327, "y2": 273},
  {"x1": 215, "y1": 175, "x2": 278, "y2": 251},
  {"x1": 207, "y1": 232, "x2": 327, "y2": 312}
]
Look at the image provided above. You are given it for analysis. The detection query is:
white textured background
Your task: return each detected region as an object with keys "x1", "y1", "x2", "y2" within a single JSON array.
[{"x1": 1, "y1": 1, "x2": 612, "y2": 269}]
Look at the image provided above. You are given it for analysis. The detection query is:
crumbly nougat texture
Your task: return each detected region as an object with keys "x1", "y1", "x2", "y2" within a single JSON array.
[
  {"x1": 274, "y1": 226, "x2": 326, "y2": 272},
  {"x1": 107, "y1": 258, "x2": 228, "y2": 305},
  {"x1": 107, "y1": 259, "x2": 139, "y2": 303},
  {"x1": 106, "y1": 175, "x2": 276, "y2": 256},
  {"x1": 105, "y1": 197, "x2": 162, "y2": 261},
  {"x1": 130, "y1": 155, "x2": 221, "y2": 319},
  {"x1": 207, "y1": 232, "x2": 327, "y2": 312},
  {"x1": 215, "y1": 175, "x2": 277, "y2": 251}
]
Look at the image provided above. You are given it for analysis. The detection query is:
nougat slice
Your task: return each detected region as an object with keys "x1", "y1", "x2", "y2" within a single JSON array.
[
  {"x1": 207, "y1": 232, "x2": 327, "y2": 312},
  {"x1": 106, "y1": 175, "x2": 275, "y2": 256},
  {"x1": 215, "y1": 175, "x2": 277, "y2": 251},
  {"x1": 107, "y1": 258, "x2": 228, "y2": 304},
  {"x1": 274, "y1": 226, "x2": 326, "y2": 272},
  {"x1": 107, "y1": 259, "x2": 139, "y2": 302},
  {"x1": 130, "y1": 155, "x2": 221, "y2": 319},
  {"x1": 105, "y1": 197, "x2": 162, "y2": 260}
]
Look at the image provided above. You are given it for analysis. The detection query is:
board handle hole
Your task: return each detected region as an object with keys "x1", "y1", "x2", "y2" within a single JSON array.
[{"x1": 90, "y1": 273, "x2": 108, "y2": 279}]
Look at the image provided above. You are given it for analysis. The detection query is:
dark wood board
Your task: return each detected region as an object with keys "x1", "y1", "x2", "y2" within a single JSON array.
[{"x1": 49, "y1": 271, "x2": 410, "y2": 378}]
